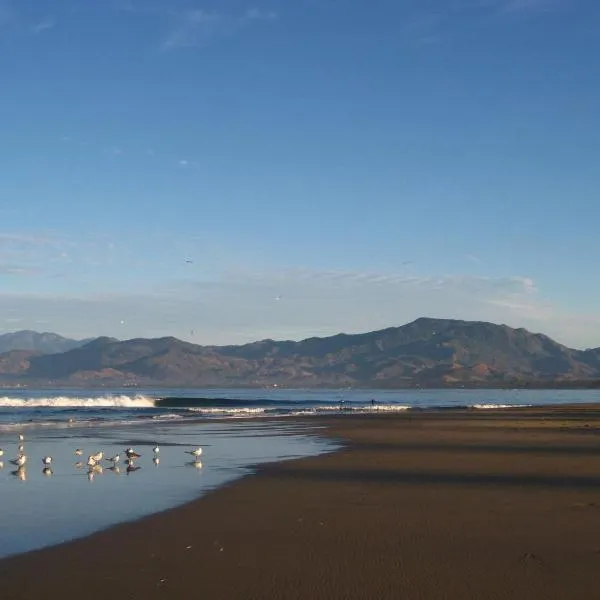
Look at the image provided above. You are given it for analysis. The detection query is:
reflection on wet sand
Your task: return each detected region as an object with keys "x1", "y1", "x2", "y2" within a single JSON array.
[{"x1": 11, "y1": 466, "x2": 26, "y2": 481}]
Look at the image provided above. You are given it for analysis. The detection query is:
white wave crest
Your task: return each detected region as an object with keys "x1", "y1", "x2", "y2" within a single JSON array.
[
  {"x1": 471, "y1": 404, "x2": 532, "y2": 410},
  {"x1": 186, "y1": 407, "x2": 267, "y2": 416},
  {"x1": 0, "y1": 394, "x2": 156, "y2": 409}
]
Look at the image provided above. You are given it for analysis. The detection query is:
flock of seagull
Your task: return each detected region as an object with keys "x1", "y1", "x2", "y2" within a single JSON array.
[{"x1": 0, "y1": 433, "x2": 204, "y2": 481}]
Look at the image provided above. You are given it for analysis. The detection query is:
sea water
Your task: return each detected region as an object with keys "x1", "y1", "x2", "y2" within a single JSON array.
[{"x1": 0, "y1": 418, "x2": 336, "y2": 559}]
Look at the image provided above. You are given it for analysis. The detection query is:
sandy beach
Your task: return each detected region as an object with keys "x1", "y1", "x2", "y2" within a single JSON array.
[{"x1": 2, "y1": 405, "x2": 600, "y2": 599}]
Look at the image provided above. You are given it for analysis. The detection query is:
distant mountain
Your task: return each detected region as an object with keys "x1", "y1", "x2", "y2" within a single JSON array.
[
  {"x1": 0, "y1": 318, "x2": 599, "y2": 388},
  {"x1": 0, "y1": 331, "x2": 95, "y2": 355}
]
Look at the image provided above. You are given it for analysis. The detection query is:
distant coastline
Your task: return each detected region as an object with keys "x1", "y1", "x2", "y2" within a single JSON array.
[{"x1": 2, "y1": 380, "x2": 600, "y2": 390}]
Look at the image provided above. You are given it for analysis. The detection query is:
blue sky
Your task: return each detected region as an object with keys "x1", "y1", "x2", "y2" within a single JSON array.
[{"x1": 1, "y1": 0, "x2": 600, "y2": 348}]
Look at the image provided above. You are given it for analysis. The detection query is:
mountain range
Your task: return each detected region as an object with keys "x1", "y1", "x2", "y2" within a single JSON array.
[
  {"x1": 0, "y1": 331, "x2": 94, "y2": 355},
  {"x1": 1, "y1": 318, "x2": 600, "y2": 388}
]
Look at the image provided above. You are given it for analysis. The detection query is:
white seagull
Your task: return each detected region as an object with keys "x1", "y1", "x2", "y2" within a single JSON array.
[
  {"x1": 153, "y1": 444, "x2": 160, "y2": 455},
  {"x1": 42, "y1": 456, "x2": 52, "y2": 466},
  {"x1": 18, "y1": 433, "x2": 24, "y2": 442},
  {"x1": 10, "y1": 455, "x2": 27, "y2": 467},
  {"x1": 106, "y1": 454, "x2": 120, "y2": 465},
  {"x1": 90, "y1": 451, "x2": 103, "y2": 463},
  {"x1": 74, "y1": 449, "x2": 83, "y2": 456},
  {"x1": 186, "y1": 447, "x2": 203, "y2": 459}
]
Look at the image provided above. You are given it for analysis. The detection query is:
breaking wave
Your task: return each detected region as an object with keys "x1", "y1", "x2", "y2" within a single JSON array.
[{"x1": 0, "y1": 395, "x2": 156, "y2": 408}]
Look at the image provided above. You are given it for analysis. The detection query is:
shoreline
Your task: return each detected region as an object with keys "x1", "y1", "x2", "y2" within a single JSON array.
[{"x1": 3, "y1": 405, "x2": 600, "y2": 599}]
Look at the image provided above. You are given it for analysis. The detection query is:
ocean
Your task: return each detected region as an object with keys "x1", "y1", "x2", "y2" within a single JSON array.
[
  {"x1": 1, "y1": 387, "x2": 599, "y2": 560},
  {"x1": 2, "y1": 387, "x2": 600, "y2": 430}
]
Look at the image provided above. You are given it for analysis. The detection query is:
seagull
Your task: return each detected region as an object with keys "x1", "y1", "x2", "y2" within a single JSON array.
[
  {"x1": 153, "y1": 444, "x2": 160, "y2": 455},
  {"x1": 74, "y1": 449, "x2": 83, "y2": 456},
  {"x1": 10, "y1": 455, "x2": 27, "y2": 467},
  {"x1": 90, "y1": 451, "x2": 103, "y2": 463},
  {"x1": 18, "y1": 434, "x2": 24, "y2": 442},
  {"x1": 125, "y1": 448, "x2": 141, "y2": 459},
  {"x1": 106, "y1": 454, "x2": 120, "y2": 465},
  {"x1": 42, "y1": 456, "x2": 52, "y2": 466},
  {"x1": 186, "y1": 447, "x2": 203, "y2": 459},
  {"x1": 87, "y1": 455, "x2": 98, "y2": 467}
]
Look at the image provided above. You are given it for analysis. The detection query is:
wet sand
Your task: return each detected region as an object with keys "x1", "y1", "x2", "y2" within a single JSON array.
[{"x1": 2, "y1": 405, "x2": 600, "y2": 599}]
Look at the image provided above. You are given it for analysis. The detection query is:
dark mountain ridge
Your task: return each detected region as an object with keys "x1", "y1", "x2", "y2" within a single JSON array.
[{"x1": 1, "y1": 318, "x2": 599, "y2": 388}]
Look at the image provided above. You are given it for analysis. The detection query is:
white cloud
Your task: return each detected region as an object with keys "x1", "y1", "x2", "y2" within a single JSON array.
[
  {"x1": 32, "y1": 18, "x2": 55, "y2": 34},
  {"x1": 1, "y1": 268, "x2": 598, "y2": 349},
  {"x1": 161, "y1": 7, "x2": 277, "y2": 51}
]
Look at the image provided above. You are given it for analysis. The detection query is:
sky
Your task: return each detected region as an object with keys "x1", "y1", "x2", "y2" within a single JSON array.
[{"x1": 1, "y1": 0, "x2": 600, "y2": 348}]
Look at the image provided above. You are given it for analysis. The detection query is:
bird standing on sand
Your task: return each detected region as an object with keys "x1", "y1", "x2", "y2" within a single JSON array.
[
  {"x1": 186, "y1": 447, "x2": 203, "y2": 460},
  {"x1": 10, "y1": 455, "x2": 27, "y2": 467},
  {"x1": 91, "y1": 451, "x2": 103, "y2": 463},
  {"x1": 125, "y1": 448, "x2": 141, "y2": 460}
]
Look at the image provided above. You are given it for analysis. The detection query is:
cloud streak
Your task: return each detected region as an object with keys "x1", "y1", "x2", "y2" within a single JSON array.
[
  {"x1": 2, "y1": 268, "x2": 598, "y2": 349},
  {"x1": 32, "y1": 18, "x2": 55, "y2": 34},
  {"x1": 161, "y1": 7, "x2": 277, "y2": 51}
]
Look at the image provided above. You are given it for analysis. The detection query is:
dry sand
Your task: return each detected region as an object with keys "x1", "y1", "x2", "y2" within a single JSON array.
[{"x1": 2, "y1": 405, "x2": 600, "y2": 599}]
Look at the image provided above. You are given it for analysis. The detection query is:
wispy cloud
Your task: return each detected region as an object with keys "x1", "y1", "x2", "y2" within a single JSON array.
[
  {"x1": 0, "y1": 233, "x2": 52, "y2": 246},
  {"x1": 161, "y1": 7, "x2": 278, "y2": 51},
  {"x1": 32, "y1": 18, "x2": 55, "y2": 34},
  {"x1": 500, "y1": 0, "x2": 563, "y2": 13},
  {"x1": 3, "y1": 267, "x2": 597, "y2": 348},
  {"x1": 0, "y1": 264, "x2": 39, "y2": 276},
  {"x1": 403, "y1": 0, "x2": 572, "y2": 44}
]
